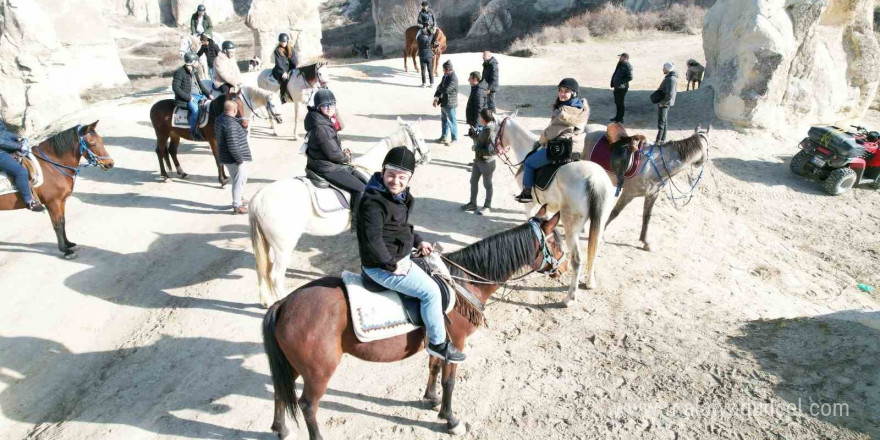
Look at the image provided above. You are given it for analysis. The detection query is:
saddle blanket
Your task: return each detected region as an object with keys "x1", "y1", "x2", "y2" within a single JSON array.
[
  {"x1": 343, "y1": 254, "x2": 456, "y2": 343},
  {"x1": 590, "y1": 135, "x2": 641, "y2": 179},
  {"x1": 172, "y1": 104, "x2": 211, "y2": 129},
  {"x1": 0, "y1": 153, "x2": 43, "y2": 197},
  {"x1": 296, "y1": 176, "x2": 350, "y2": 216},
  {"x1": 534, "y1": 160, "x2": 574, "y2": 191}
]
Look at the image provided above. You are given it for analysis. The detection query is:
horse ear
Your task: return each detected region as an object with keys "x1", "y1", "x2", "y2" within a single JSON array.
[
  {"x1": 511, "y1": 109, "x2": 519, "y2": 119},
  {"x1": 397, "y1": 116, "x2": 404, "y2": 125},
  {"x1": 417, "y1": 117, "x2": 422, "y2": 126},
  {"x1": 706, "y1": 124, "x2": 712, "y2": 136},
  {"x1": 543, "y1": 212, "x2": 561, "y2": 234},
  {"x1": 695, "y1": 124, "x2": 702, "y2": 133},
  {"x1": 535, "y1": 204, "x2": 547, "y2": 219}
]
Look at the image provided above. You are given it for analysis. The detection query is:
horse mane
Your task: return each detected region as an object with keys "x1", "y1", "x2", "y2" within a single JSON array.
[
  {"x1": 299, "y1": 63, "x2": 318, "y2": 81},
  {"x1": 45, "y1": 126, "x2": 80, "y2": 156},
  {"x1": 445, "y1": 222, "x2": 537, "y2": 284},
  {"x1": 664, "y1": 133, "x2": 705, "y2": 163}
]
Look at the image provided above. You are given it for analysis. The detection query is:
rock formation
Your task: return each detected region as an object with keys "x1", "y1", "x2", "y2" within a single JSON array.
[
  {"x1": 0, "y1": 0, "x2": 129, "y2": 133},
  {"x1": 246, "y1": 0, "x2": 323, "y2": 65},
  {"x1": 702, "y1": 0, "x2": 880, "y2": 127}
]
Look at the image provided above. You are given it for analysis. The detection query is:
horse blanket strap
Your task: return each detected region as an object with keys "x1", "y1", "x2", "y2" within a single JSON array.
[
  {"x1": 449, "y1": 280, "x2": 486, "y2": 313},
  {"x1": 639, "y1": 143, "x2": 667, "y2": 188}
]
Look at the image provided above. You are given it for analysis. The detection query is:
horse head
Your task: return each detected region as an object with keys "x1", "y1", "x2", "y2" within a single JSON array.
[
  {"x1": 79, "y1": 121, "x2": 114, "y2": 170},
  {"x1": 495, "y1": 111, "x2": 535, "y2": 165},
  {"x1": 396, "y1": 116, "x2": 429, "y2": 164},
  {"x1": 315, "y1": 63, "x2": 329, "y2": 88},
  {"x1": 692, "y1": 124, "x2": 711, "y2": 167},
  {"x1": 531, "y1": 204, "x2": 568, "y2": 279}
]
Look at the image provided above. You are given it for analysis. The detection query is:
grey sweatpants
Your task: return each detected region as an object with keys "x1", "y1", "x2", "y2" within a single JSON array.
[
  {"x1": 469, "y1": 158, "x2": 496, "y2": 208},
  {"x1": 224, "y1": 161, "x2": 249, "y2": 208}
]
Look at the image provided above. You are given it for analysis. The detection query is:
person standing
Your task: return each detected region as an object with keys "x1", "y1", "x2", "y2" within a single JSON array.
[
  {"x1": 172, "y1": 52, "x2": 211, "y2": 141},
  {"x1": 0, "y1": 122, "x2": 43, "y2": 211},
  {"x1": 610, "y1": 52, "x2": 633, "y2": 123},
  {"x1": 650, "y1": 62, "x2": 678, "y2": 142},
  {"x1": 481, "y1": 51, "x2": 499, "y2": 112},
  {"x1": 272, "y1": 33, "x2": 298, "y2": 103},
  {"x1": 190, "y1": 5, "x2": 212, "y2": 38},
  {"x1": 465, "y1": 71, "x2": 487, "y2": 130},
  {"x1": 197, "y1": 34, "x2": 220, "y2": 78},
  {"x1": 433, "y1": 60, "x2": 458, "y2": 145},
  {"x1": 461, "y1": 109, "x2": 497, "y2": 215},
  {"x1": 417, "y1": 24, "x2": 435, "y2": 88},
  {"x1": 215, "y1": 100, "x2": 252, "y2": 214}
]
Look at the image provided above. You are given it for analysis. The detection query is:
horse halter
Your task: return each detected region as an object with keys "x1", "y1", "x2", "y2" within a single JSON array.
[
  {"x1": 493, "y1": 116, "x2": 516, "y2": 166},
  {"x1": 528, "y1": 218, "x2": 566, "y2": 275},
  {"x1": 34, "y1": 125, "x2": 109, "y2": 180},
  {"x1": 77, "y1": 126, "x2": 110, "y2": 167}
]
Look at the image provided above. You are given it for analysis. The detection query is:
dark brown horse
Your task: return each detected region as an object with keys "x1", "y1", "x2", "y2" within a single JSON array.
[
  {"x1": 0, "y1": 122, "x2": 114, "y2": 259},
  {"x1": 263, "y1": 206, "x2": 567, "y2": 440},
  {"x1": 404, "y1": 26, "x2": 447, "y2": 78},
  {"x1": 149, "y1": 98, "x2": 230, "y2": 186}
]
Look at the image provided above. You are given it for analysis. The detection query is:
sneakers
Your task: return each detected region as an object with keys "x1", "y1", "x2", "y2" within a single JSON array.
[
  {"x1": 27, "y1": 200, "x2": 45, "y2": 212},
  {"x1": 514, "y1": 188, "x2": 533, "y2": 203},
  {"x1": 421, "y1": 83, "x2": 427, "y2": 88},
  {"x1": 476, "y1": 207, "x2": 491, "y2": 216},
  {"x1": 232, "y1": 205, "x2": 248, "y2": 215},
  {"x1": 461, "y1": 202, "x2": 477, "y2": 211},
  {"x1": 427, "y1": 341, "x2": 466, "y2": 364},
  {"x1": 443, "y1": 138, "x2": 450, "y2": 146},
  {"x1": 240, "y1": 198, "x2": 248, "y2": 207},
  {"x1": 435, "y1": 137, "x2": 447, "y2": 144}
]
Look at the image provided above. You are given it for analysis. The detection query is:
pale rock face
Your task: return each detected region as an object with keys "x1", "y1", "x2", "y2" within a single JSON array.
[
  {"x1": 702, "y1": 0, "x2": 880, "y2": 128},
  {"x1": 0, "y1": 0, "x2": 129, "y2": 133},
  {"x1": 246, "y1": 0, "x2": 323, "y2": 65},
  {"x1": 173, "y1": 0, "x2": 236, "y2": 27},
  {"x1": 127, "y1": 0, "x2": 166, "y2": 23}
]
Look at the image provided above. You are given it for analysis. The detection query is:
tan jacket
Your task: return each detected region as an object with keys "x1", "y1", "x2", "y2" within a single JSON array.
[
  {"x1": 213, "y1": 52, "x2": 241, "y2": 88},
  {"x1": 538, "y1": 103, "x2": 590, "y2": 153}
]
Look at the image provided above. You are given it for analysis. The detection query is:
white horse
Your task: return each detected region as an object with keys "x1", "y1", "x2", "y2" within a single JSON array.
[
  {"x1": 199, "y1": 81, "x2": 284, "y2": 134},
  {"x1": 494, "y1": 114, "x2": 616, "y2": 305},
  {"x1": 249, "y1": 118, "x2": 429, "y2": 307},
  {"x1": 179, "y1": 34, "x2": 210, "y2": 79},
  {"x1": 256, "y1": 63, "x2": 329, "y2": 140}
]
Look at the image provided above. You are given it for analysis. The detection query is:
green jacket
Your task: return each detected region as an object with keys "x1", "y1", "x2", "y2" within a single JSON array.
[{"x1": 190, "y1": 13, "x2": 213, "y2": 37}]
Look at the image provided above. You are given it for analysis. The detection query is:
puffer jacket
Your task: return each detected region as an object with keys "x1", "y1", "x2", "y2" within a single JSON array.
[
  {"x1": 434, "y1": 71, "x2": 458, "y2": 108},
  {"x1": 213, "y1": 51, "x2": 241, "y2": 88},
  {"x1": 656, "y1": 71, "x2": 679, "y2": 107},
  {"x1": 473, "y1": 121, "x2": 496, "y2": 162},
  {"x1": 417, "y1": 10, "x2": 436, "y2": 27},
  {"x1": 466, "y1": 80, "x2": 488, "y2": 126},
  {"x1": 356, "y1": 173, "x2": 425, "y2": 272},
  {"x1": 304, "y1": 107, "x2": 348, "y2": 174},
  {"x1": 172, "y1": 65, "x2": 209, "y2": 108},
  {"x1": 417, "y1": 32, "x2": 434, "y2": 61},
  {"x1": 215, "y1": 114, "x2": 252, "y2": 164},
  {"x1": 538, "y1": 98, "x2": 590, "y2": 154}
]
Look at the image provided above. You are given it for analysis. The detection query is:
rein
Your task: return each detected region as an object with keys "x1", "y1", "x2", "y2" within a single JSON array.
[
  {"x1": 640, "y1": 132, "x2": 708, "y2": 208},
  {"x1": 34, "y1": 125, "x2": 109, "y2": 181}
]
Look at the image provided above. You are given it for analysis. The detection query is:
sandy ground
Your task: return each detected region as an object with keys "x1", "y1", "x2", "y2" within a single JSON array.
[{"x1": 1, "y1": 33, "x2": 879, "y2": 440}]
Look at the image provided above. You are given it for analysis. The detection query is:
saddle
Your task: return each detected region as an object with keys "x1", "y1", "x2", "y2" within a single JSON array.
[
  {"x1": 342, "y1": 255, "x2": 456, "y2": 343},
  {"x1": 526, "y1": 139, "x2": 581, "y2": 192},
  {"x1": 296, "y1": 172, "x2": 350, "y2": 216},
  {"x1": 0, "y1": 152, "x2": 43, "y2": 197},
  {"x1": 171, "y1": 100, "x2": 212, "y2": 129},
  {"x1": 590, "y1": 124, "x2": 644, "y2": 195}
]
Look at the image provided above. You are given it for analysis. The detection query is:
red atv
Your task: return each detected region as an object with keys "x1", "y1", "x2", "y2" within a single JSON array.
[{"x1": 790, "y1": 125, "x2": 880, "y2": 195}]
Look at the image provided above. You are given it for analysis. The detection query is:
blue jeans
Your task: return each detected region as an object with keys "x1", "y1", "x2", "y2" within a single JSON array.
[
  {"x1": 0, "y1": 151, "x2": 34, "y2": 205},
  {"x1": 188, "y1": 94, "x2": 206, "y2": 132},
  {"x1": 363, "y1": 258, "x2": 445, "y2": 345},
  {"x1": 440, "y1": 107, "x2": 458, "y2": 140},
  {"x1": 522, "y1": 147, "x2": 550, "y2": 189}
]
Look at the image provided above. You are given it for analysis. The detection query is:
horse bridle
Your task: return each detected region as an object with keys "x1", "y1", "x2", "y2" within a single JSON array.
[
  {"x1": 34, "y1": 125, "x2": 110, "y2": 180},
  {"x1": 494, "y1": 116, "x2": 521, "y2": 167},
  {"x1": 404, "y1": 125, "x2": 427, "y2": 164},
  {"x1": 642, "y1": 130, "x2": 709, "y2": 208}
]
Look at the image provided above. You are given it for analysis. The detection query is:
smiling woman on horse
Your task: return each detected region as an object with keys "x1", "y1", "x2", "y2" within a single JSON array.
[
  {"x1": 272, "y1": 33, "x2": 298, "y2": 104},
  {"x1": 357, "y1": 147, "x2": 466, "y2": 364}
]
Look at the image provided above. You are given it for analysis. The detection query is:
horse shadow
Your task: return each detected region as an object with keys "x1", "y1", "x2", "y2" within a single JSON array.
[
  {"x1": 74, "y1": 192, "x2": 231, "y2": 214},
  {"x1": 0, "y1": 225, "x2": 263, "y2": 318},
  {"x1": 354, "y1": 113, "x2": 440, "y2": 123},
  {"x1": 102, "y1": 135, "x2": 162, "y2": 153},
  {"x1": 728, "y1": 311, "x2": 880, "y2": 438}
]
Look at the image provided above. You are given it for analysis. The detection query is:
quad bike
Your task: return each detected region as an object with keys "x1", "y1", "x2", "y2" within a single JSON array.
[{"x1": 790, "y1": 125, "x2": 880, "y2": 195}]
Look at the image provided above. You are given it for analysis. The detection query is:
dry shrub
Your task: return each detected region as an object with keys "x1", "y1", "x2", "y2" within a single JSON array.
[
  {"x1": 161, "y1": 53, "x2": 181, "y2": 68},
  {"x1": 588, "y1": 4, "x2": 630, "y2": 37}
]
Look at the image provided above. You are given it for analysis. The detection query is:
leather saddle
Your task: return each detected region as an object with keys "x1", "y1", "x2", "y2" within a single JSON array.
[
  {"x1": 526, "y1": 139, "x2": 581, "y2": 192},
  {"x1": 172, "y1": 100, "x2": 211, "y2": 129},
  {"x1": 360, "y1": 258, "x2": 452, "y2": 327},
  {"x1": 590, "y1": 123, "x2": 644, "y2": 195}
]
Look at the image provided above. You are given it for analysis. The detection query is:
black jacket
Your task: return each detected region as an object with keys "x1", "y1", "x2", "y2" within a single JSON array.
[
  {"x1": 466, "y1": 81, "x2": 488, "y2": 126},
  {"x1": 655, "y1": 71, "x2": 679, "y2": 107},
  {"x1": 482, "y1": 57, "x2": 499, "y2": 93},
  {"x1": 215, "y1": 114, "x2": 252, "y2": 164},
  {"x1": 434, "y1": 71, "x2": 458, "y2": 108},
  {"x1": 304, "y1": 108, "x2": 348, "y2": 174},
  {"x1": 417, "y1": 10, "x2": 435, "y2": 27},
  {"x1": 272, "y1": 47, "x2": 298, "y2": 81},
  {"x1": 473, "y1": 123, "x2": 496, "y2": 162},
  {"x1": 172, "y1": 65, "x2": 209, "y2": 108},
  {"x1": 610, "y1": 61, "x2": 633, "y2": 89},
  {"x1": 197, "y1": 39, "x2": 220, "y2": 68},
  {"x1": 416, "y1": 32, "x2": 434, "y2": 61},
  {"x1": 356, "y1": 174, "x2": 425, "y2": 272}
]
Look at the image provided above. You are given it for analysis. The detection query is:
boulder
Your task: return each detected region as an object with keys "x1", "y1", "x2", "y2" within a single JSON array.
[
  {"x1": 702, "y1": 0, "x2": 880, "y2": 128},
  {"x1": 127, "y1": 0, "x2": 168, "y2": 24},
  {"x1": 0, "y1": 0, "x2": 129, "y2": 133},
  {"x1": 246, "y1": 0, "x2": 323, "y2": 65},
  {"x1": 173, "y1": 0, "x2": 235, "y2": 28}
]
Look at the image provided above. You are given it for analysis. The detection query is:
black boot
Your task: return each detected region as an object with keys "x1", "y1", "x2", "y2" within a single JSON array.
[
  {"x1": 190, "y1": 128, "x2": 204, "y2": 142},
  {"x1": 514, "y1": 187, "x2": 532, "y2": 203},
  {"x1": 427, "y1": 341, "x2": 466, "y2": 364},
  {"x1": 27, "y1": 200, "x2": 45, "y2": 212}
]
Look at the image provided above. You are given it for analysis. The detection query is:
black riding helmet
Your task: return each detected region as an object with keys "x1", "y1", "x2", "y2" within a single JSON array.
[
  {"x1": 421, "y1": 1, "x2": 429, "y2": 6},
  {"x1": 558, "y1": 78, "x2": 579, "y2": 95},
  {"x1": 183, "y1": 52, "x2": 199, "y2": 65},
  {"x1": 197, "y1": 4, "x2": 206, "y2": 12},
  {"x1": 222, "y1": 41, "x2": 235, "y2": 52},
  {"x1": 313, "y1": 89, "x2": 336, "y2": 108},
  {"x1": 868, "y1": 131, "x2": 880, "y2": 143},
  {"x1": 383, "y1": 146, "x2": 416, "y2": 173},
  {"x1": 278, "y1": 33, "x2": 290, "y2": 43}
]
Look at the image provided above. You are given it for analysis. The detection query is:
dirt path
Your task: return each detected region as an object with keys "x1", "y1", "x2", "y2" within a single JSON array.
[{"x1": 1, "y1": 34, "x2": 878, "y2": 440}]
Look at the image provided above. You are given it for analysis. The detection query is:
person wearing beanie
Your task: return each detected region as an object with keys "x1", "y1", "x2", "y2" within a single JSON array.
[
  {"x1": 357, "y1": 146, "x2": 467, "y2": 364},
  {"x1": 433, "y1": 60, "x2": 459, "y2": 145},
  {"x1": 650, "y1": 62, "x2": 678, "y2": 142},
  {"x1": 514, "y1": 78, "x2": 589, "y2": 203},
  {"x1": 610, "y1": 53, "x2": 633, "y2": 123}
]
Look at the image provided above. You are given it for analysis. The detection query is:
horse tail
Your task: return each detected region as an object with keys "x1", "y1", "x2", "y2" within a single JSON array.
[
  {"x1": 250, "y1": 208, "x2": 275, "y2": 301},
  {"x1": 263, "y1": 300, "x2": 300, "y2": 422},
  {"x1": 586, "y1": 176, "x2": 608, "y2": 266}
]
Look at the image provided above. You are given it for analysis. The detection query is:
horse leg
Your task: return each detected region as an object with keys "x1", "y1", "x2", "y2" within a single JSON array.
[
  {"x1": 292, "y1": 102, "x2": 300, "y2": 141},
  {"x1": 437, "y1": 358, "x2": 466, "y2": 435},
  {"x1": 169, "y1": 137, "x2": 187, "y2": 178},
  {"x1": 47, "y1": 200, "x2": 76, "y2": 259},
  {"x1": 208, "y1": 139, "x2": 229, "y2": 187},
  {"x1": 604, "y1": 192, "x2": 634, "y2": 229},
  {"x1": 405, "y1": 51, "x2": 410, "y2": 72},
  {"x1": 299, "y1": 356, "x2": 341, "y2": 440},
  {"x1": 271, "y1": 382, "x2": 296, "y2": 439},
  {"x1": 423, "y1": 357, "x2": 443, "y2": 410},
  {"x1": 562, "y1": 212, "x2": 585, "y2": 305},
  {"x1": 640, "y1": 192, "x2": 660, "y2": 252},
  {"x1": 156, "y1": 133, "x2": 171, "y2": 181}
]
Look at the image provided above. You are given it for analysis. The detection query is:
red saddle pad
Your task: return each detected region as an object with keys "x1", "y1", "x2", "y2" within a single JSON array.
[{"x1": 589, "y1": 135, "x2": 641, "y2": 178}]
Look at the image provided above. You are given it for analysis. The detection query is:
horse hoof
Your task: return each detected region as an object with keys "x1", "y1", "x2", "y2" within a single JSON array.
[
  {"x1": 448, "y1": 420, "x2": 466, "y2": 436},
  {"x1": 270, "y1": 423, "x2": 289, "y2": 439},
  {"x1": 161, "y1": 176, "x2": 169, "y2": 182},
  {"x1": 63, "y1": 252, "x2": 78, "y2": 260},
  {"x1": 642, "y1": 242, "x2": 652, "y2": 252},
  {"x1": 563, "y1": 295, "x2": 577, "y2": 307},
  {"x1": 178, "y1": 172, "x2": 188, "y2": 179}
]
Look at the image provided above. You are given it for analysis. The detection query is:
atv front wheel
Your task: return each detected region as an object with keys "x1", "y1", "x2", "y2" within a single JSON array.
[
  {"x1": 789, "y1": 150, "x2": 812, "y2": 176},
  {"x1": 824, "y1": 167, "x2": 857, "y2": 195},
  {"x1": 871, "y1": 174, "x2": 880, "y2": 190}
]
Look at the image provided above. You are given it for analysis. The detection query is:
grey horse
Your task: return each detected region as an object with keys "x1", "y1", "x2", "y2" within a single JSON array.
[{"x1": 583, "y1": 124, "x2": 710, "y2": 251}]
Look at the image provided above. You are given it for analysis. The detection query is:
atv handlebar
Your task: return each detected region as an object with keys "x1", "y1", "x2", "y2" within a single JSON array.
[{"x1": 851, "y1": 125, "x2": 868, "y2": 133}]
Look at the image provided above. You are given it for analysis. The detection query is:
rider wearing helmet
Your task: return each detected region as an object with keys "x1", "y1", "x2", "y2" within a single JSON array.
[
  {"x1": 173, "y1": 52, "x2": 211, "y2": 141},
  {"x1": 357, "y1": 146, "x2": 467, "y2": 364},
  {"x1": 304, "y1": 89, "x2": 365, "y2": 220},
  {"x1": 213, "y1": 40, "x2": 241, "y2": 95},
  {"x1": 272, "y1": 33, "x2": 299, "y2": 104},
  {"x1": 0, "y1": 121, "x2": 43, "y2": 212},
  {"x1": 416, "y1": 1, "x2": 439, "y2": 46},
  {"x1": 191, "y1": 4, "x2": 213, "y2": 37},
  {"x1": 515, "y1": 78, "x2": 589, "y2": 203}
]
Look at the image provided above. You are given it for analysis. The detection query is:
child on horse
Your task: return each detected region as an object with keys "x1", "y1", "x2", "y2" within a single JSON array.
[
  {"x1": 0, "y1": 122, "x2": 43, "y2": 211},
  {"x1": 172, "y1": 53, "x2": 211, "y2": 141},
  {"x1": 515, "y1": 78, "x2": 589, "y2": 203},
  {"x1": 462, "y1": 109, "x2": 497, "y2": 215},
  {"x1": 357, "y1": 146, "x2": 467, "y2": 364},
  {"x1": 272, "y1": 33, "x2": 298, "y2": 104}
]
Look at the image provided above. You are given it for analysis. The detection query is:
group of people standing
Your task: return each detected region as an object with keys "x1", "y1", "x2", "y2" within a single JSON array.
[{"x1": 610, "y1": 53, "x2": 680, "y2": 143}]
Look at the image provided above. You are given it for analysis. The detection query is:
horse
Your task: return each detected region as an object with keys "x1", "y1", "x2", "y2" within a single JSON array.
[
  {"x1": 249, "y1": 118, "x2": 429, "y2": 308},
  {"x1": 0, "y1": 122, "x2": 114, "y2": 259},
  {"x1": 256, "y1": 63, "x2": 330, "y2": 140},
  {"x1": 352, "y1": 42, "x2": 370, "y2": 59},
  {"x1": 148, "y1": 85, "x2": 283, "y2": 186},
  {"x1": 492, "y1": 114, "x2": 616, "y2": 304},
  {"x1": 263, "y1": 205, "x2": 566, "y2": 440},
  {"x1": 583, "y1": 124, "x2": 710, "y2": 251},
  {"x1": 685, "y1": 59, "x2": 705, "y2": 91},
  {"x1": 404, "y1": 26, "x2": 447, "y2": 78},
  {"x1": 178, "y1": 34, "x2": 210, "y2": 78}
]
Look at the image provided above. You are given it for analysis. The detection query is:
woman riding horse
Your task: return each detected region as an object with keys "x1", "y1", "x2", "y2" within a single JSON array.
[
  {"x1": 272, "y1": 33, "x2": 298, "y2": 104},
  {"x1": 213, "y1": 41, "x2": 240, "y2": 95},
  {"x1": 0, "y1": 122, "x2": 43, "y2": 211},
  {"x1": 515, "y1": 78, "x2": 589, "y2": 203}
]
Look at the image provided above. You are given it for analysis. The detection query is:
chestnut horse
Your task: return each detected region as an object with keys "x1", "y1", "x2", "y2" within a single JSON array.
[
  {"x1": 0, "y1": 122, "x2": 114, "y2": 259},
  {"x1": 263, "y1": 206, "x2": 567, "y2": 440},
  {"x1": 404, "y1": 26, "x2": 447, "y2": 78}
]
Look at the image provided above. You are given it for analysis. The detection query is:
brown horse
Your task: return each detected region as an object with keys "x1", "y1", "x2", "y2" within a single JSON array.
[
  {"x1": 404, "y1": 26, "x2": 447, "y2": 78},
  {"x1": 149, "y1": 98, "x2": 230, "y2": 186},
  {"x1": 263, "y1": 206, "x2": 566, "y2": 440},
  {"x1": 0, "y1": 122, "x2": 114, "y2": 259}
]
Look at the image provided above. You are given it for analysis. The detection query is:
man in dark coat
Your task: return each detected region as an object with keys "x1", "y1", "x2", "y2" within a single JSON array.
[
  {"x1": 272, "y1": 33, "x2": 298, "y2": 103},
  {"x1": 610, "y1": 52, "x2": 633, "y2": 123},
  {"x1": 651, "y1": 62, "x2": 678, "y2": 142},
  {"x1": 465, "y1": 71, "x2": 487, "y2": 129},
  {"x1": 197, "y1": 34, "x2": 220, "y2": 78},
  {"x1": 433, "y1": 60, "x2": 458, "y2": 145},
  {"x1": 481, "y1": 51, "x2": 499, "y2": 112},
  {"x1": 172, "y1": 53, "x2": 211, "y2": 140},
  {"x1": 215, "y1": 100, "x2": 252, "y2": 214},
  {"x1": 417, "y1": 25, "x2": 435, "y2": 87},
  {"x1": 190, "y1": 5, "x2": 212, "y2": 37}
]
